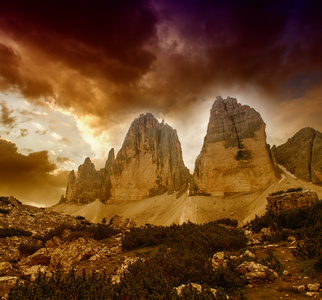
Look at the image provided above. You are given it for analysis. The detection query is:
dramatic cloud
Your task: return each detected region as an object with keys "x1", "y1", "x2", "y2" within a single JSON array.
[
  {"x1": 0, "y1": 138, "x2": 68, "y2": 205},
  {"x1": 0, "y1": 0, "x2": 321, "y2": 119},
  {"x1": 0, "y1": 0, "x2": 321, "y2": 205}
]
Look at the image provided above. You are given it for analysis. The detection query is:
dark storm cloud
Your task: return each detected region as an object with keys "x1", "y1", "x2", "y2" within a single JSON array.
[
  {"x1": 0, "y1": 0, "x2": 157, "y2": 83},
  {"x1": 0, "y1": 43, "x2": 53, "y2": 99},
  {"x1": 0, "y1": 0, "x2": 321, "y2": 126},
  {"x1": 0, "y1": 101, "x2": 16, "y2": 128},
  {"x1": 153, "y1": 0, "x2": 322, "y2": 101},
  {"x1": 0, "y1": 139, "x2": 68, "y2": 204}
]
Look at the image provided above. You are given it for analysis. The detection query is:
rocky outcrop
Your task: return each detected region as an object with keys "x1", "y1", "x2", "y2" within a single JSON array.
[
  {"x1": 273, "y1": 127, "x2": 322, "y2": 185},
  {"x1": 267, "y1": 190, "x2": 319, "y2": 213},
  {"x1": 64, "y1": 113, "x2": 190, "y2": 204},
  {"x1": 191, "y1": 96, "x2": 278, "y2": 195}
]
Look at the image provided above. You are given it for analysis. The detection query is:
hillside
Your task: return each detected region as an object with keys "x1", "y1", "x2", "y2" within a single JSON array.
[{"x1": 52, "y1": 165, "x2": 322, "y2": 226}]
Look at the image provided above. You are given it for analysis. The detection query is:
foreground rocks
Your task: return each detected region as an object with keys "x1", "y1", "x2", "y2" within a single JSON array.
[
  {"x1": 64, "y1": 113, "x2": 190, "y2": 204},
  {"x1": 236, "y1": 261, "x2": 279, "y2": 284},
  {"x1": 191, "y1": 96, "x2": 278, "y2": 196}
]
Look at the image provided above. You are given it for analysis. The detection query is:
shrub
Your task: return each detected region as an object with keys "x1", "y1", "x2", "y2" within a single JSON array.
[
  {"x1": 0, "y1": 208, "x2": 10, "y2": 214},
  {"x1": 122, "y1": 221, "x2": 247, "y2": 255},
  {"x1": 0, "y1": 228, "x2": 32, "y2": 238},
  {"x1": 18, "y1": 241, "x2": 42, "y2": 256},
  {"x1": 0, "y1": 197, "x2": 10, "y2": 204},
  {"x1": 259, "y1": 250, "x2": 282, "y2": 274},
  {"x1": 292, "y1": 238, "x2": 321, "y2": 260}
]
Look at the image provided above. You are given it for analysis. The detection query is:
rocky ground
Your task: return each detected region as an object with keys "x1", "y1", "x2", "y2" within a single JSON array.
[{"x1": 0, "y1": 196, "x2": 322, "y2": 299}]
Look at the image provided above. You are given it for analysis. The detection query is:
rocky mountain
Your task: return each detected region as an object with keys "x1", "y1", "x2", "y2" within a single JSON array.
[
  {"x1": 273, "y1": 127, "x2": 322, "y2": 185},
  {"x1": 64, "y1": 113, "x2": 190, "y2": 204},
  {"x1": 191, "y1": 96, "x2": 278, "y2": 195}
]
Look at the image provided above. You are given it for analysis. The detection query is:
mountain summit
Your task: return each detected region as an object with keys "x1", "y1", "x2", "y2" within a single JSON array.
[
  {"x1": 191, "y1": 96, "x2": 278, "y2": 195},
  {"x1": 64, "y1": 113, "x2": 190, "y2": 204}
]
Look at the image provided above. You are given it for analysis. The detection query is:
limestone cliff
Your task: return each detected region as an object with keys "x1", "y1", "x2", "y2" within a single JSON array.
[
  {"x1": 273, "y1": 127, "x2": 322, "y2": 185},
  {"x1": 109, "y1": 113, "x2": 190, "y2": 201},
  {"x1": 191, "y1": 96, "x2": 278, "y2": 195},
  {"x1": 64, "y1": 113, "x2": 190, "y2": 204}
]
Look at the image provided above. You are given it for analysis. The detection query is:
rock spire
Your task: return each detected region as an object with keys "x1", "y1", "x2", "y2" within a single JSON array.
[{"x1": 190, "y1": 96, "x2": 278, "y2": 195}]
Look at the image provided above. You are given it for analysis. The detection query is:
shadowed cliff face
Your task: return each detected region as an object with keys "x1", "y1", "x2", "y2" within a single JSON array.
[
  {"x1": 64, "y1": 113, "x2": 190, "y2": 204},
  {"x1": 273, "y1": 128, "x2": 322, "y2": 184},
  {"x1": 191, "y1": 96, "x2": 278, "y2": 195}
]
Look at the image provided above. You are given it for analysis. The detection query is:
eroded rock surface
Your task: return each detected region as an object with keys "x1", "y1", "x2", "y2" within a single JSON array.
[
  {"x1": 273, "y1": 127, "x2": 322, "y2": 184},
  {"x1": 191, "y1": 96, "x2": 278, "y2": 195}
]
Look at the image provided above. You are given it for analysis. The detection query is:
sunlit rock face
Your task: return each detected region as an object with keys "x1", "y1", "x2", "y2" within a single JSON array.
[
  {"x1": 190, "y1": 96, "x2": 278, "y2": 195},
  {"x1": 273, "y1": 127, "x2": 322, "y2": 185},
  {"x1": 64, "y1": 113, "x2": 190, "y2": 204},
  {"x1": 109, "y1": 113, "x2": 190, "y2": 201}
]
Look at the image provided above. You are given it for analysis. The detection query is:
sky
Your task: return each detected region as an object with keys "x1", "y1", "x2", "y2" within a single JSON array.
[{"x1": 0, "y1": 0, "x2": 322, "y2": 206}]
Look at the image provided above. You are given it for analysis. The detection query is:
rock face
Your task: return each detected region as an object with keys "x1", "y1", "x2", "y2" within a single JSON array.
[
  {"x1": 191, "y1": 96, "x2": 278, "y2": 195},
  {"x1": 65, "y1": 159, "x2": 104, "y2": 204},
  {"x1": 273, "y1": 127, "x2": 322, "y2": 184},
  {"x1": 64, "y1": 113, "x2": 190, "y2": 204},
  {"x1": 267, "y1": 190, "x2": 319, "y2": 213}
]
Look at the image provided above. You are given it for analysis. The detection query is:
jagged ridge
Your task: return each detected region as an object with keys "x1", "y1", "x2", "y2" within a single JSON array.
[{"x1": 64, "y1": 113, "x2": 190, "y2": 204}]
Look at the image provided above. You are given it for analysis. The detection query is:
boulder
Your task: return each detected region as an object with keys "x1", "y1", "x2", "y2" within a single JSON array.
[
  {"x1": 293, "y1": 285, "x2": 305, "y2": 293},
  {"x1": 212, "y1": 251, "x2": 228, "y2": 269},
  {"x1": 236, "y1": 261, "x2": 278, "y2": 284},
  {"x1": 191, "y1": 96, "x2": 278, "y2": 195},
  {"x1": 307, "y1": 283, "x2": 320, "y2": 292},
  {"x1": 174, "y1": 283, "x2": 224, "y2": 298}
]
